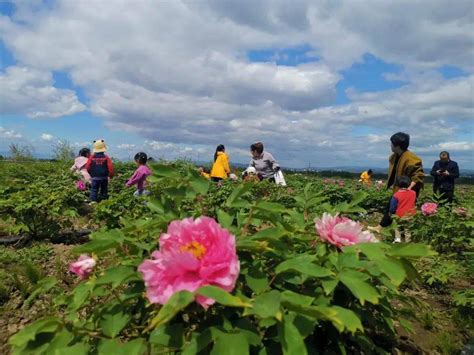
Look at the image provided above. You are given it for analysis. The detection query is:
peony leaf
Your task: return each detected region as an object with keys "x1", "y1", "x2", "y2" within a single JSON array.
[
  {"x1": 100, "y1": 306, "x2": 131, "y2": 338},
  {"x1": 339, "y1": 270, "x2": 380, "y2": 305},
  {"x1": 210, "y1": 333, "x2": 249, "y2": 355},
  {"x1": 388, "y1": 243, "x2": 434, "y2": 258},
  {"x1": 279, "y1": 315, "x2": 308, "y2": 355},
  {"x1": 196, "y1": 286, "x2": 252, "y2": 308},
  {"x1": 247, "y1": 290, "x2": 281, "y2": 319},
  {"x1": 275, "y1": 255, "x2": 332, "y2": 278},
  {"x1": 146, "y1": 291, "x2": 194, "y2": 331}
]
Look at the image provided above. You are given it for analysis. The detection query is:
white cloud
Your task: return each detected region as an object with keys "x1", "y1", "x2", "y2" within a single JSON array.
[
  {"x1": 40, "y1": 133, "x2": 54, "y2": 141},
  {"x1": 0, "y1": 1, "x2": 472, "y2": 167},
  {"x1": 0, "y1": 66, "x2": 86, "y2": 118},
  {"x1": 117, "y1": 143, "x2": 136, "y2": 149},
  {"x1": 0, "y1": 126, "x2": 23, "y2": 139}
]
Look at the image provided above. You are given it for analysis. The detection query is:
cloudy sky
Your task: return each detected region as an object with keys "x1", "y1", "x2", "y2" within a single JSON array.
[{"x1": 0, "y1": 0, "x2": 473, "y2": 168}]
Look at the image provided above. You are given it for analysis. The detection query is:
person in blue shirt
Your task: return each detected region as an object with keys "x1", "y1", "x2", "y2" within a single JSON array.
[{"x1": 430, "y1": 151, "x2": 459, "y2": 204}]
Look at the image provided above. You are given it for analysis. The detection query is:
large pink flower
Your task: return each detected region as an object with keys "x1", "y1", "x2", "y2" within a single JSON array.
[
  {"x1": 315, "y1": 213, "x2": 377, "y2": 248},
  {"x1": 69, "y1": 254, "x2": 96, "y2": 279},
  {"x1": 421, "y1": 202, "x2": 438, "y2": 216},
  {"x1": 138, "y1": 217, "x2": 240, "y2": 308}
]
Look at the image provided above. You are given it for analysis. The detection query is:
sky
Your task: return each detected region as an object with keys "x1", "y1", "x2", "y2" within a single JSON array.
[{"x1": 0, "y1": 0, "x2": 473, "y2": 169}]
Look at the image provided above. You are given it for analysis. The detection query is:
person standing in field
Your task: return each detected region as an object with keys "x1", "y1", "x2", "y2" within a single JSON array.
[
  {"x1": 70, "y1": 147, "x2": 91, "y2": 184},
  {"x1": 360, "y1": 169, "x2": 373, "y2": 186},
  {"x1": 371, "y1": 132, "x2": 424, "y2": 230},
  {"x1": 126, "y1": 152, "x2": 152, "y2": 196},
  {"x1": 210, "y1": 145, "x2": 230, "y2": 182},
  {"x1": 249, "y1": 142, "x2": 280, "y2": 182},
  {"x1": 430, "y1": 151, "x2": 459, "y2": 204},
  {"x1": 86, "y1": 139, "x2": 114, "y2": 202}
]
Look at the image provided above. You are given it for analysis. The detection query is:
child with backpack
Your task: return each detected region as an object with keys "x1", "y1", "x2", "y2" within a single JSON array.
[
  {"x1": 70, "y1": 147, "x2": 91, "y2": 184},
  {"x1": 389, "y1": 175, "x2": 416, "y2": 242},
  {"x1": 126, "y1": 152, "x2": 152, "y2": 196},
  {"x1": 86, "y1": 139, "x2": 114, "y2": 202}
]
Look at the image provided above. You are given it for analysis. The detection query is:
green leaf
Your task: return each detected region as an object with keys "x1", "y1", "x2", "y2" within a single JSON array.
[
  {"x1": 255, "y1": 201, "x2": 287, "y2": 213},
  {"x1": 217, "y1": 210, "x2": 234, "y2": 229},
  {"x1": 147, "y1": 198, "x2": 165, "y2": 214},
  {"x1": 245, "y1": 268, "x2": 269, "y2": 294},
  {"x1": 225, "y1": 183, "x2": 253, "y2": 207},
  {"x1": 68, "y1": 282, "x2": 94, "y2": 311},
  {"x1": 96, "y1": 266, "x2": 140, "y2": 288},
  {"x1": 98, "y1": 338, "x2": 147, "y2": 355},
  {"x1": 331, "y1": 306, "x2": 364, "y2": 334},
  {"x1": 196, "y1": 286, "x2": 252, "y2": 308},
  {"x1": 339, "y1": 270, "x2": 380, "y2": 305},
  {"x1": 152, "y1": 164, "x2": 181, "y2": 178},
  {"x1": 9, "y1": 317, "x2": 61, "y2": 350},
  {"x1": 247, "y1": 290, "x2": 281, "y2": 319},
  {"x1": 349, "y1": 191, "x2": 367, "y2": 206},
  {"x1": 211, "y1": 333, "x2": 249, "y2": 355},
  {"x1": 100, "y1": 306, "x2": 131, "y2": 338},
  {"x1": 389, "y1": 243, "x2": 434, "y2": 258},
  {"x1": 281, "y1": 291, "x2": 314, "y2": 307},
  {"x1": 279, "y1": 315, "x2": 308, "y2": 355},
  {"x1": 321, "y1": 279, "x2": 339, "y2": 295},
  {"x1": 250, "y1": 226, "x2": 287, "y2": 241},
  {"x1": 189, "y1": 178, "x2": 209, "y2": 195},
  {"x1": 275, "y1": 255, "x2": 332, "y2": 278},
  {"x1": 24, "y1": 276, "x2": 57, "y2": 305},
  {"x1": 150, "y1": 324, "x2": 184, "y2": 349},
  {"x1": 146, "y1": 291, "x2": 194, "y2": 330}
]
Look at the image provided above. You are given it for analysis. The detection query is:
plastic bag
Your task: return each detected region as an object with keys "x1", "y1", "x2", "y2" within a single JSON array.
[{"x1": 274, "y1": 170, "x2": 287, "y2": 186}]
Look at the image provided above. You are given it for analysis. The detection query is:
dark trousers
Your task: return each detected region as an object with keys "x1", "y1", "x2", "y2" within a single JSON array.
[
  {"x1": 90, "y1": 179, "x2": 108, "y2": 201},
  {"x1": 434, "y1": 188, "x2": 454, "y2": 204},
  {"x1": 380, "y1": 186, "x2": 420, "y2": 227},
  {"x1": 211, "y1": 177, "x2": 223, "y2": 182}
]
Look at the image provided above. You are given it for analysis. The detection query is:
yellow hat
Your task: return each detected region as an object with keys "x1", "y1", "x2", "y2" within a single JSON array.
[{"x1": 93, "y1": 139, "x2": 107, "y2": 153}]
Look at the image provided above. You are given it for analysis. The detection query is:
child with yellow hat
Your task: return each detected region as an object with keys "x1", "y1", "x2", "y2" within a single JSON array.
[{"x1": 85, "y1": 139, "x2": 114, "y2": 202}]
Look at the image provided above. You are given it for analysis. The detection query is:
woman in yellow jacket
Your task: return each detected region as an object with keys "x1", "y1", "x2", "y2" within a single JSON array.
[
  {"x1": 210, "y1": 145, "x2": 230, "y2": 182},
  {"x1": 359, "y1": 169, "x2": 373, "y2": 186}
]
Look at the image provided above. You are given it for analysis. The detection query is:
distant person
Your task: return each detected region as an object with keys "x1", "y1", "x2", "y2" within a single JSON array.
[
  {"x1": 126, "y1": 152, "x2": 152, "y2": 196},
  {"x1": 70, "y1": 147, "x2": 91, "y2": 184},
  {"x1": 86, "y1": 139, "x2": 114, "y2": 202},
  {"x1": 249, "y1": 142, "x2": 280, "y2": 182},
  {"x1": 210, "y1": 145, "x2": 230, "y2": 182},
  {"x1": 430, "y1": 151, "x2": 459, "y2": 203},
  {"x1": 375, "y1": 132, "x2": 424, "y2": 229},
  {"x1": 359, "y1": 169, "x2": 373, "y2": 186}
]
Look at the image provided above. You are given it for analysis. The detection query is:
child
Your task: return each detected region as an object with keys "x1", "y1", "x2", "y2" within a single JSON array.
[
  {"x1": 389, "y1": 176, "x2": 416, "y2": 242},
  {"x1": 359, "y1": 169, "x2": 373, "y2": 186},
  {"x1": 210, "y1": 145, "x2": 230, "y2": 182},
  {"x1": 86, "y1": 139, "x2": 114, "y2": 202},
  {"x1": 70, "y1": 148, "x2": 91, "y2": 184},
  {"x1": 126, "y1": 152, "x2": 152, "y2": 196}
]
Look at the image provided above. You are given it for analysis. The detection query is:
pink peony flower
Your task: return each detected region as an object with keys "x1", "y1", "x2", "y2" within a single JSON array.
[
  {"x1": 76, "y1": 180, "x2": 86, "y2": 191},
  {"x1": 315, "y1": 213, "x2": 377, "y2": 248},
  {"x1": 421, "y1": 202, "x2": 438, "y2": 216},
  {"x1": 338, "y1": 180, "x2": 345, "y2": 187},
  {"x1": 69, "y1": 254, "x2": 96, "y2": 279},
  {"x1": 138, "y1": 217, "x2": 240, "y2": 309}
]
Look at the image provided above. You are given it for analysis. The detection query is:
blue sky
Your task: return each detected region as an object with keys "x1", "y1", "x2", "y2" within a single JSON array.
[{"x1": 1, "y1": 1, "x2": 472, "y2": 168}]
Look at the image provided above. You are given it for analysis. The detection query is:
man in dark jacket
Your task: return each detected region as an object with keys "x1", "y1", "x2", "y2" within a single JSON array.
[{"x1": 430, "y1": 151, "x2": 459, "y2": 203}]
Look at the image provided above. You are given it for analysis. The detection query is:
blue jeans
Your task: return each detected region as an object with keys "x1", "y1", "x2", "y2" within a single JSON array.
[{"x1": 90, "y1": 179, "x2": 108, "y2": 201}]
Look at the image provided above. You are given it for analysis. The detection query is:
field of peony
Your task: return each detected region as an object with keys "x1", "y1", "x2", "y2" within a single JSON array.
[{"x1": 0, "y1": 160, "x2": 472, "y2": 354}]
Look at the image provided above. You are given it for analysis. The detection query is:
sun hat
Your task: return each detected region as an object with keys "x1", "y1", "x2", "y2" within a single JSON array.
[
  {"x1": 93, "y1": 139, "x2": 107, "y2": 153},
  {"x1": 245, "y1": 167, "x2": 257, "y2": 175}
]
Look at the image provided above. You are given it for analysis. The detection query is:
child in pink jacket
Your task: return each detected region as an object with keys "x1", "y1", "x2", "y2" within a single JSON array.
[
  {"x1": 71, "y1": 148, "x2": 92, "y2": 183},
  {"x1": 126, "y1": 152, "x2": 152, "y2": 196}
]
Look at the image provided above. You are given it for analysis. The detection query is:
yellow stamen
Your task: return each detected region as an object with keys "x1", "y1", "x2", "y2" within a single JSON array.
[{"x1": 180, "y1": 241, "x2": 206, "y2": 260}]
